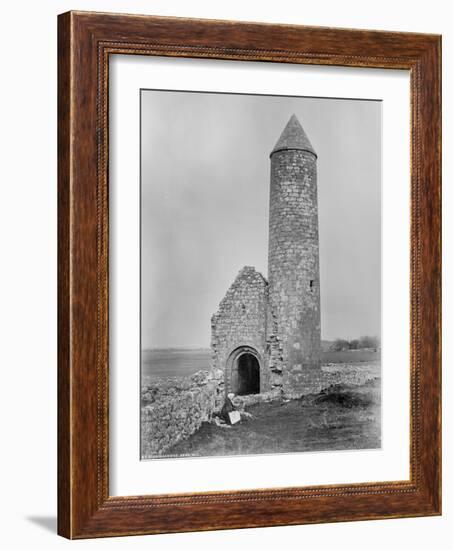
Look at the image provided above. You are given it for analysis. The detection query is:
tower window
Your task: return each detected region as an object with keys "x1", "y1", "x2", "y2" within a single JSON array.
[{"x1": 310, "y1": 280, "x2": 314, "y2": 290}]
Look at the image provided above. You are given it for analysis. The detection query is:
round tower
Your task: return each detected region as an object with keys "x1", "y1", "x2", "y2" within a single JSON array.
[{"x1": 268, "y1": 114, "x2": 321, "y2": 393}]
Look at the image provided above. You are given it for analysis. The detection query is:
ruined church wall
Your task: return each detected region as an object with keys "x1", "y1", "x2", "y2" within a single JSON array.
[{"x1": 211, "y1": 266, "x2": 270, "y2": 394}]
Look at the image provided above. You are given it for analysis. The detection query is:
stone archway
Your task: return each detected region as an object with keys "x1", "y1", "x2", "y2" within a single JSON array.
[{"x1": 226, "y1": 346, "x2": 262, "y2": 396}]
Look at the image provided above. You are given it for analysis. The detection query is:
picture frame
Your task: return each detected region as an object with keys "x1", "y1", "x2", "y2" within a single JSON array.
[{"x1": 58, "y1": 10, "x2": 441, "y2": 539}]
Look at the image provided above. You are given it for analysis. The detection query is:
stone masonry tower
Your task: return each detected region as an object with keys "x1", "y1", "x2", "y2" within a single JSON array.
[{"x1": 268, "y1": 114, "x2": 321, "y2": 393}]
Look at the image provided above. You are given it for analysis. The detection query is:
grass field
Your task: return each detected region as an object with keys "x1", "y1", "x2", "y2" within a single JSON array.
[
  {"x1": 322, "y1": 349, "x2": 381, "y2": 363},
  {"x1": 142, "y1": 349, "x2": 211, "y2": 382}
]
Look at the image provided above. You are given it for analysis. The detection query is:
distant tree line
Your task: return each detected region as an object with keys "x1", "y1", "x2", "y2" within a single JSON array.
[{"x1": 329, "y1": 335, "x2": 380, "y2": 352}]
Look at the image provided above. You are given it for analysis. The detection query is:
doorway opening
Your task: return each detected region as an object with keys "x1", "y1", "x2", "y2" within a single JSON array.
[{"x1": 236, "y1": 353, "x2": 260, "y2": 395}]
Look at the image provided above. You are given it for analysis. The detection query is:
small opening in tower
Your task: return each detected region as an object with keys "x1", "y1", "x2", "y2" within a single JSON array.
[{"x1": 310, "y1": 280, "x2": 314, "y2": 290}]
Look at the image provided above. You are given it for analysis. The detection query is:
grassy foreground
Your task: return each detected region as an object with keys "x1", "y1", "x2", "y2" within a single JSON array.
[{"x1": 166, "y1": 378, "x2": 381, "y2": 458}]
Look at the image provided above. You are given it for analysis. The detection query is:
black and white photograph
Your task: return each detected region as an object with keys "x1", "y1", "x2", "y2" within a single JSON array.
[{"x1": 140, "y1": 90, "x2": 382, "y2": 460}]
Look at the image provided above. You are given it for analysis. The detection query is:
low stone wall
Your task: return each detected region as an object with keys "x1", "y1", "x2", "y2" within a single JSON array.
[
  {"x1": 230, "y1": 362, "x2": 380, "y2": 405},
  {"x1": 231, "y1": 389, "x2": 282, "y2": 410},
  {"x1": 141, "y1": 368, "x2": 224, "y2": 458},
  {"x1": 283, "y1": 361, "x2": 380, "y2": 399}
]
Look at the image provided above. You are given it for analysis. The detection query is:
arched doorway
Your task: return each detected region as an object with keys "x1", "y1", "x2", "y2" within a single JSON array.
[
  {"x1": 226, "y1": 346, "x2": 262, "y2": 396},
  {"x1": 236, "y1": 353, "x2": 260, "y2": 395}
]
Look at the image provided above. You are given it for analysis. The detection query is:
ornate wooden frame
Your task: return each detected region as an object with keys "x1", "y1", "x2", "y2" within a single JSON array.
[{"x1": 58, "y1": 11, "x2": 441, "y2": 539}]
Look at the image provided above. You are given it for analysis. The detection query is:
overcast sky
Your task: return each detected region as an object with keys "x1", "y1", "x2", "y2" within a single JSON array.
[{"x1": 141, "y1": 90, "x2": 381, "y2": 348}]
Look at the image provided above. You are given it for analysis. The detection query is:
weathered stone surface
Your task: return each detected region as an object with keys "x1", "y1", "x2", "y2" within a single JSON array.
[
  {"x1": 268, "y1": 145, "x2": 321, "y2": 391},
  {"x1": 211, "y1": 266, "x2": 277, "y2": 394},
  {"x1": 141, "y1": 368, "x2": 224, "y2": 457}
]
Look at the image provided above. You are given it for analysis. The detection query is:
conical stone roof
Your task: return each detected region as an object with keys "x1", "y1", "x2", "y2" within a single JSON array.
[{"x1": 270, "y1": 114, "x2": 317, "y2": 157}]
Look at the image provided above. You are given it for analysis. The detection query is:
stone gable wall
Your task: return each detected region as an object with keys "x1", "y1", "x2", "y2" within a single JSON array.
[{"x1": 211, "y1": 266, "x2": 273, "y2": 393}]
